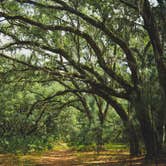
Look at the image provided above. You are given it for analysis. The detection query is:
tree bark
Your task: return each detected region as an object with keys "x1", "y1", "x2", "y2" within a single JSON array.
[
  {"x1": 126, "y1": 123, "x2": 140, "y2": 156},
  {"x1": 96, "y1": 125, "x2": 103, "y2": 152},
  {"x1": 142, "y1": 0, "x2": 166, "y2": 99},
  {"x1": 134, "y1": 97, "x2": 161, "y2": 159}
]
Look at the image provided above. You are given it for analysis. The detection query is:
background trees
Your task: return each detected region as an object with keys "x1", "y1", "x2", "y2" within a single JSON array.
[{"x1": 0, "y1": 0, "x2": 165, "y2": 159}]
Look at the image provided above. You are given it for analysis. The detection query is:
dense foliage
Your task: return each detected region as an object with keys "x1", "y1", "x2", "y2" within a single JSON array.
[{"x1": 0, "y1": 0, "x2": 165, "y2": 159}]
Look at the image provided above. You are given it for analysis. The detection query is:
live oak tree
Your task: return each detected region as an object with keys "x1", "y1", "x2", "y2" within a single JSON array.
[{"x1": 0, "y1": 0, "x2": 165, "y2": 158}]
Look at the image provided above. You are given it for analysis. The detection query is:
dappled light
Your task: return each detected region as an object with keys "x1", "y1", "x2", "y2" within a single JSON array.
[
  {"x1": 0, "y1": 0, "x2": 166, "y2": 165},
  {"x1": 0, "y1": 150, "x2": 166, "y2": 165}
]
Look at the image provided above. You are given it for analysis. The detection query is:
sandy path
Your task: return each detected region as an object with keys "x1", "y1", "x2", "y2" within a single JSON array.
[{"x1": 0, "y1": 150, "x2": 166, "y2": 166}]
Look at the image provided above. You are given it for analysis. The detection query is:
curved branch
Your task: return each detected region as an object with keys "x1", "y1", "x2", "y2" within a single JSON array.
[
  {"x1": 18, "y1": 0, "x2": 138, "y2": 86},
  {"x1": 0, "y1": 14, "x2": 132, "y2": 90},
  {"x1": 0, "y1": 40, "x2": 129, "y2": 99}
]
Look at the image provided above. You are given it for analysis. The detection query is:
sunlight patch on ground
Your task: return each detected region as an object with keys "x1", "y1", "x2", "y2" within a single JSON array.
[{"x1": 0, "y1": 150, "x2": 166, "y2": 166}]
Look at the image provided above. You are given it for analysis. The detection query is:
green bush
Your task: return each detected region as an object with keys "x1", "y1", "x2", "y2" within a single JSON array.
[{"x1": 0, "y1": 135, "x2": 55, "y2": 154}]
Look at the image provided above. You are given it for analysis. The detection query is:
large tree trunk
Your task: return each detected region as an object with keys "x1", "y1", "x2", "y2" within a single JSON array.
[
  {"x1": 125, "y1": 122, "x2": 140, "y2": 156},
  {"x1": 139, "y1": 119, "x2": 159, "y2": 159},
  {"x1": 156, "y1": 106, "x2": 166, "y2": 152},
  {"x1": 142, "y1": 0, "x2": 166, "y2": 100},
  {"x1": 134, "y1": 97, "x2": 161, "y2": 159},
  {"x1": 96, "y1": 124, "x2": 103, "y2": 152}
]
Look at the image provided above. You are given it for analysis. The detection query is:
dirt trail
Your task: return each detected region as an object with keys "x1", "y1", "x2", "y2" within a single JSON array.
[{"x1": 0, "y1": 150, "x2": 166, "y2": 166}]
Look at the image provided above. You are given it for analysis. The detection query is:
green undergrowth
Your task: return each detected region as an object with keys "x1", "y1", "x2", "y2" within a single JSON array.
[
  {"x1": 70, "y1": 143, "x2": 128, "y2": 152},
  {"x1": 0, "y1": 135, "x2": 127, "y2": 154},
  {"x1": 104, "y1": 143, "x2": 128, "y2": 150},
  {"x1": 0, "y1": 136, "x2": 56, "y2": 154}
]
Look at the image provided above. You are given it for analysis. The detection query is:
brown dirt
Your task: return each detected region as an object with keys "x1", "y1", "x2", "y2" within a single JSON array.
[{"x1": 0, "y1": 150, "x2": 166, "y2": 166}]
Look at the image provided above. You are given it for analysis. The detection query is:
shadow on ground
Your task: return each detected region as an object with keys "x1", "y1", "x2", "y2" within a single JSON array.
[{"x1": 0, "y1": 150, "x2": 166, "y2": 166}]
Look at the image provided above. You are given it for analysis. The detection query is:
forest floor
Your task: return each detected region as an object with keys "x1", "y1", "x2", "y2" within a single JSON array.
[{"x1": 0, "y1": 149, "x2": 166, "y2": 166}]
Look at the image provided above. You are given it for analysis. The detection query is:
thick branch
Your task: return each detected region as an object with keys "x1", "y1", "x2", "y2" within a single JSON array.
[{"x1": 0, "y1": 11, "x2": 132, "y2": 90}]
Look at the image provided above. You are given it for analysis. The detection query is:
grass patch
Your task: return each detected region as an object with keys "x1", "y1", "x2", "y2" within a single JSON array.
[
  {"x1": 52, "y1": 142, "x2": 69, "y2": 151},
  {"x1": 104, "y1": 143, "x2": 128, "y2": 150}
]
